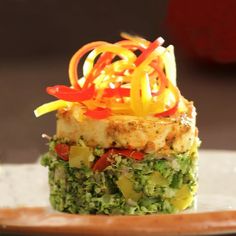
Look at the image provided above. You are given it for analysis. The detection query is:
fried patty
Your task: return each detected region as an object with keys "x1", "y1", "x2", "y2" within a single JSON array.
[{"x1": 56, "y1": 98, "x2": 197, "y2": 155}]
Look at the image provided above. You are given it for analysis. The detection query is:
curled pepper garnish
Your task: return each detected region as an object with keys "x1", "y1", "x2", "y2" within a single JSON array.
[{"x1": 34, "y1": 33, "x2": 181, "y2": 119}]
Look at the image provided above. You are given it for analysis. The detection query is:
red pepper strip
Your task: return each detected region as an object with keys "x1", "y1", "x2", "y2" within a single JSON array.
[
  {"x1": 135, "y1": 37, "x2": 164, "y2": 66},
  {"x1": 83, "y1": 52, "x2": 114, "y2": 89},
  {"x1": 103, "y1": 87, "x2": 130, "y2": 98},
  {"x1": 55, "y1": 143, "x2": 70, "y2": 161},
  {"x1": 92, "y1": 149, "x2": 115, "y2": 171},
  {"x1": 84, "y1": 107, "x2": 112, "y2": 119},
  {"x1": 96, "y1": 52, "x2": 114, "y2": 69},
  {"x1": 117, "y1": 149, "x2": 144, "y2": 160},
  {"x1": 46, "y1": 85, "x2": 95, "y2": 102},
  {"x1": 92, "y1": 148, "x2": 144, "y2": 172}
]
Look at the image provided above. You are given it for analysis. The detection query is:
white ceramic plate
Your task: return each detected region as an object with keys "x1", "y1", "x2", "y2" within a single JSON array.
[{"x1": 0, "y1": 150, "x2": 236, "y2": 235}]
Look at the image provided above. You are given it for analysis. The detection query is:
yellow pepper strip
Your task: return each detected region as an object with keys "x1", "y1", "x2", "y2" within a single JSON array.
[
  {"x1": 161, "y1": 45, "x2": 177, "y2": 86},
  {"x1": 93, "y1": 73, "x2": 107, "y2": 89},
  {"x1": 34, "y1": 100, "x2": 69, "y2": 117},
  {"x1": 68, "y1": 41, "x2": 107, "y2": 89},
  {"x1": 149, "y1": 79, "x2": 180, "y2": 115},
  {"x1": 141, "y1": 73, "x2": 152, "y2": 115},
  {"x1": 131, "y1": 70, "x2": 148, "y2": 116},
  {"x1": 94, "y1": 60, "x2": 135, "y2": 85},
  {"x1": 83, "y1": 44, "x2": 137, "y2": 79},
  {"x1": 130, "y1": 51, "x2": 157, "y2": 116},
  {"x1": 177, "y1": 97, "x2": 188, "y2": 113},
  {"x1": 82, "y1": 41, "x2": 139, "y2": 90},
  {"x1": 95, "y1": 60, "x2": 135, "y2": 94},
  {"x1": 149, "y1": 93, "x2": 166, "y2": 114},
  {"x1": 108, "y1": 60, "x2": 135, "y2": 74},
  {"x1": 110, "y1": 103, "x2": 130, "y2": 111}
]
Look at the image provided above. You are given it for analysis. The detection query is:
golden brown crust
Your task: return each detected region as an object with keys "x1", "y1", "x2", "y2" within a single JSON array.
[{"x1": 56, "y1": 98, "x2": 197, "y2": 155}]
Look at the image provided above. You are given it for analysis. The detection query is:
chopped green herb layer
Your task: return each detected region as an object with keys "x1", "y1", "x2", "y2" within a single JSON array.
[{"x1": 41, "y1": 139, "x2": 198, "y2": 215}]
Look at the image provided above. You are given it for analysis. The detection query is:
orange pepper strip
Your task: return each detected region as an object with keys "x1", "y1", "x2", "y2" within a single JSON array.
[
  {"x1": 83, "y1": 40, "x2": 144, "y2": 89},
  {"x1": 68, "y1": 41, "x2": 107, "y2": 89},
  {"x1": 83, "y1": 44, "x2": 136, "y2": 78},
  {"x1": 117, "y1": 40, "x2": 147, "y2": 52},
  {"x1": 83, "y1": 44, "x2": 136, "y2": 89},
  {"x1": 120, "y1": 32, "x2": 150, "y2": 48}
]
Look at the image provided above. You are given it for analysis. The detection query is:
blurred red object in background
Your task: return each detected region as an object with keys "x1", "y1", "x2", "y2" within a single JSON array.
[{"x1": 166, "y1": 0, "x2": 236, "y2": 63}]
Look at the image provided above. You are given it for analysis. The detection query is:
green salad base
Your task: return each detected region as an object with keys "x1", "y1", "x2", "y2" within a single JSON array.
[{"x1": 41, "y1": 138, "x2": 198, "y2": 215}]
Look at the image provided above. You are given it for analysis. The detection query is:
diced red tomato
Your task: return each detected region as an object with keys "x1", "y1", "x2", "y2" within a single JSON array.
[
  {"x1": 92, "y1": 149, "x2": 115, "y2": 172},
  {"x1": 92, "y1": 148, "x2": 144, "y2": 172},
  {"x1": 55, "y1": 143, "x2": 70, "y2": 161}
]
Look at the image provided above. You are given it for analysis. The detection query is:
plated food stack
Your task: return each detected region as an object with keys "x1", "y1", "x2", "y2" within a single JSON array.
[{"x1": 35, "y1": 33, "x2": 200, "y2": 214}]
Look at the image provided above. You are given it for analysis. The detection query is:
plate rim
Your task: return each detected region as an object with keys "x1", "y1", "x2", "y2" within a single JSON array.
[
  {"x1": 1, "y1": 150, "x2": 236, "y2": 235},
  {"x1": 1, "y1": 207, "x2": 236, "y2": 235}
]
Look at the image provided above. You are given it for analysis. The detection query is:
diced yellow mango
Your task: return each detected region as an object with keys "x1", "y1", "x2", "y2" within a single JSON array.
[
  {"x1": 149, "y1": 171, "x2": 168, "y2": 187},
  {"x1": 116, "y1": 174, "x2": 142, "y2": 202},
  {"x1": 69, "y1": 145, "x2": 93, "y2": 168},
  {"x1": 171, "y1": 184, "x2": 193, "y2": 211}
]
